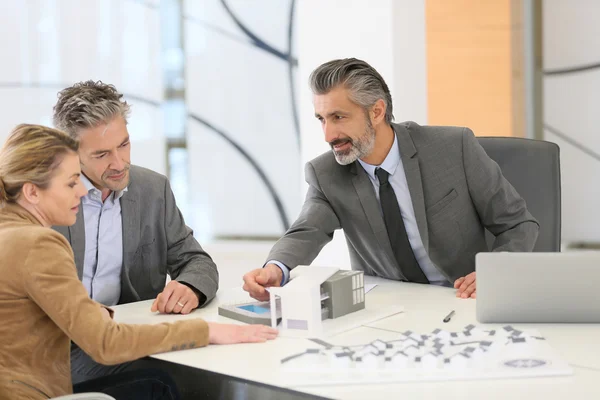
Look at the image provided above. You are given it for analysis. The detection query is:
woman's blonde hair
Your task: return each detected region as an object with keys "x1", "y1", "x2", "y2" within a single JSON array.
[{"x1": 0, "y1": 124, "x2": 79, "y2": 206}]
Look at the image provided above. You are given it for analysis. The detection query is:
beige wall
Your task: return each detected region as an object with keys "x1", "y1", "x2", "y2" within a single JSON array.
[{"x1": 426, "y1": 0, "x2": 524, "y2": 137}]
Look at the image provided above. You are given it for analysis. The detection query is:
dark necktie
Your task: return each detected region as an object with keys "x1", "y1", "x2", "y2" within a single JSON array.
[{"x1": 375, "y1": 167, "x2": 429, "y2": 284}]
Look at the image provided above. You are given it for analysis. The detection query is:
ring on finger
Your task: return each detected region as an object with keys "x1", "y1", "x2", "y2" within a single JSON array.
[{"x1": 177, "y1": 301, "x2": 185, "y2": 307}]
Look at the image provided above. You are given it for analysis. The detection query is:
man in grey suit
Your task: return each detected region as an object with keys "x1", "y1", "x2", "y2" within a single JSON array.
[
  {"x1": 243, "y1": 58, "x2": 538, "y2": 301},
  {"x1": 52, "y1": 81, "x2": 218, "y2": 384}
]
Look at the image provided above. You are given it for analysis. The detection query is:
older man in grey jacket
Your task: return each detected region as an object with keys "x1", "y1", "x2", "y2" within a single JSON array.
[
  {"x1": 243, "y1": 58, "x2": 539, "y2": 301},
  {"x1": 52, "y1": 80, "x2": 218, "y2": 384}
]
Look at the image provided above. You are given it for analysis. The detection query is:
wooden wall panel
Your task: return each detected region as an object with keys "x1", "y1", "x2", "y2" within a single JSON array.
[{"x1": 426, "y1": 0, "x2": 524, "y2": 137}]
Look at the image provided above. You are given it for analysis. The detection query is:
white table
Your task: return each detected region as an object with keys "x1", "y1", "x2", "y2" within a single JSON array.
[{"x1": 112, "y1": 277, "x2": 600, "y2": 399}]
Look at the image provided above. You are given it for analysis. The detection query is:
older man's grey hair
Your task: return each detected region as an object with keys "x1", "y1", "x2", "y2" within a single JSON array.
[
  {"x1": 309, "y1": 58, "x2": 394, "y2": 124},
  {"x1": 53, "y1": 80, "x2": 131, "y2": 139}
]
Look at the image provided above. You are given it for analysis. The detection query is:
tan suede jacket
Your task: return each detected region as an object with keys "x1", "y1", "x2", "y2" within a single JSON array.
[{"x1": 0, "y1": 204, "x2": 209, "y2": 400}]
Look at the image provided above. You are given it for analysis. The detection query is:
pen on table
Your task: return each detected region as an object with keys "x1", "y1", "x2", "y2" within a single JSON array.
[{"x1": 443, "y1": 310, "x2": 455, "y2": 323}]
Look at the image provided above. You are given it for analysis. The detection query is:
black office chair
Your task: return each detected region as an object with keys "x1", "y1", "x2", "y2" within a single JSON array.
[{"x1": 477, "y1": 137, "x2": 561, "y2": 252}]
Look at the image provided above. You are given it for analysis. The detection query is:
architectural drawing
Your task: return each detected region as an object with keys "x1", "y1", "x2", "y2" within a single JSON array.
[{"x1": 280, "y1": 325, "x2": 573, "y2": 386}]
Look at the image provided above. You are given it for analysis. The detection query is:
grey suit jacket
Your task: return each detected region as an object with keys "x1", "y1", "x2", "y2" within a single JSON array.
[
  {"x1": 267, "y1": 121, "x2": 539, "y2": 283},
  {"x1": 54, "y1": 165, "x2": 218, "y2": 305}
]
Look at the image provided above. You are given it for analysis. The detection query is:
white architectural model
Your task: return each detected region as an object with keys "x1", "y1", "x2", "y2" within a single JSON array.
[
  {"x1": 280, "y1": 325, "x2": 573, "y2": 386},
  {"x1": 269, "y1": 266, "x2": 365, "y2": 337},
  {"x1": 218, "y1": 266, "x2": 366, "y2": 337}
]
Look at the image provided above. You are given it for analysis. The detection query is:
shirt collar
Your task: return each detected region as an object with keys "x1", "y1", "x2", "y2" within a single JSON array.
[
  {"x1": 80, "y1": 174, "x2": 128, "y2": 203},
  {"x1": 80, "y1": 173, "x2": 96, "y2": 193},
  {"x1": 357, "y1": 133, "x2": 401, "y2": 180}
]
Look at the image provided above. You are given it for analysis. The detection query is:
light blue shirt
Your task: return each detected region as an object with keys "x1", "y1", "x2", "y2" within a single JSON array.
[
  {"x1": 80, "y1": 174, "x2": 128, "y2": 306},
  {"x1": 271, "y1": 134, "x2": 447, "y2": 286}
]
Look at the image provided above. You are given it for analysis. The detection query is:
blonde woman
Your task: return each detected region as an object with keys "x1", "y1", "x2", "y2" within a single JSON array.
[{"x1": 0, "y1": 124, "x2": 277, "y2": 400}]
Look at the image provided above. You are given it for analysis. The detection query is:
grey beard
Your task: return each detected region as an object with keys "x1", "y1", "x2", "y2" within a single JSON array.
[{"x1": 332, "y1": 127, "x2": 376, "y2": 165}]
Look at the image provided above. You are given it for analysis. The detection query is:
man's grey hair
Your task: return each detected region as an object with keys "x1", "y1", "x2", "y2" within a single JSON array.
[
  {"x1": 53, "y1": 80, "x2": 131, "y2": 139},
  {"x1": 309, "y1": 58, "x2": 394, "y2": 124}
]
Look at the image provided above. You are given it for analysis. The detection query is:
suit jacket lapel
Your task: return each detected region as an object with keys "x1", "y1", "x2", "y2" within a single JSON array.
[
  {"x1": 120, "y1": 192, "x2": 139, "y2": 272},
  {"x1": 395, "y1": 123, "x2": 429, "y2": 251},
  {"x1": 350, "y1": 163, "x2": 398, "y2": 269},
  {"x1": 69, "y1": 206, "x2": 86, "y2": 279}
]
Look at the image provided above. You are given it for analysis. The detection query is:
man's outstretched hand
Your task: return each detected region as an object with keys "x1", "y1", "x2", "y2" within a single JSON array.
[
  {"x1": 242, "y1": 264, "x2": 283, "y2": 301},
  {"x1": 454, "y1": 271, "x2": 476, "y2": 299}
]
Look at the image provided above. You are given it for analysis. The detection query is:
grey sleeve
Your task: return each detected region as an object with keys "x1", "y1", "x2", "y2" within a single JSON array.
[
  {"x1": 265, "y1": 162, "x2": 341, "y2": 270},
  {"x1": 163, "y1": 178, "x2": 219, "y2": 305},
  {"x1": 461, "y1": 128, "x2": 540, "y2": 252}
]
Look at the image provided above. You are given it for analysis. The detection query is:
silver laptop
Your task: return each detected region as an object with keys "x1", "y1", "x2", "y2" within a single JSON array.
[{"x1": 476, "y1": 252, "x2": 600, "y2": 323}]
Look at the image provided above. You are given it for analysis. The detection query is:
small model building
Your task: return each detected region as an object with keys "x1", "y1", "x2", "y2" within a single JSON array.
[
  {"x1": 269, "y1": 266, "x2": 365, "y2": 336},
  {"x1": 218, "y1": 266, "x2": 365, "y2": 336},
  {"x1": 322, "y1": 270, "x2": 365, "y2": 319}
]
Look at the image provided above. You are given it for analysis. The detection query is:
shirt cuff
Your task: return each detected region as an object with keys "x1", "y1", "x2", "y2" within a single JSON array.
[{"x1": 265, "y1": 260, "x2": 290, "y2": 286}]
